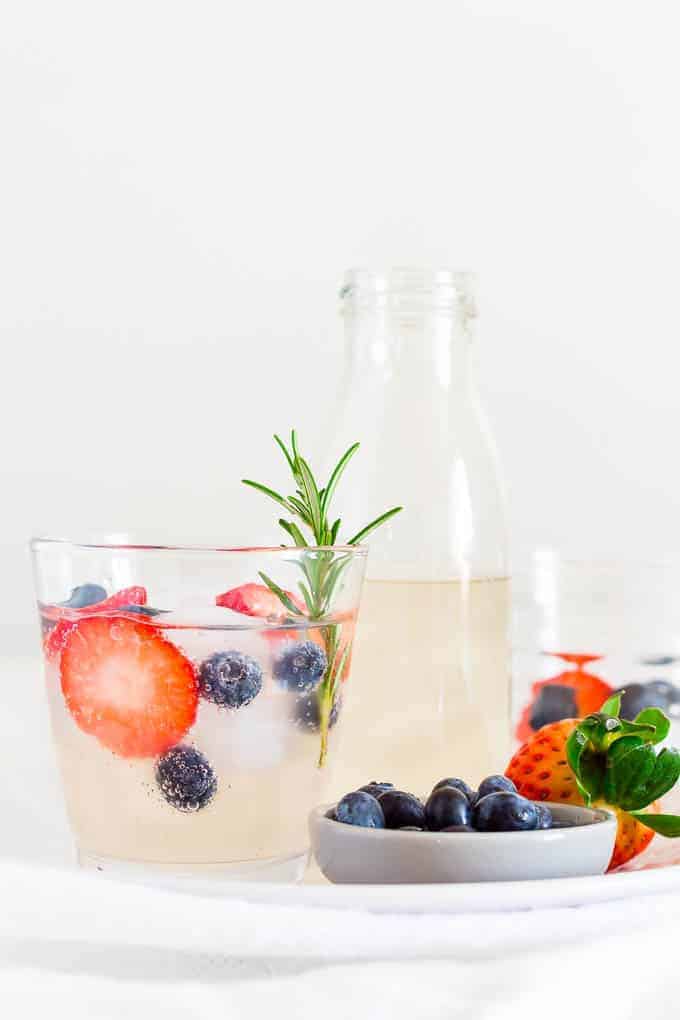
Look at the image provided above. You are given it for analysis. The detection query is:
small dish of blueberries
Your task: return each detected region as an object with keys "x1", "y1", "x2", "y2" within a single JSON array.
[{"x1": 309, "y1": 774, "x2": 616, "y2": 884}]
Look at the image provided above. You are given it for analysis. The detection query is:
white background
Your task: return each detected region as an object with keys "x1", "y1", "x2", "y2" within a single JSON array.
[{"x1": 3, "y1": 1, "x2": 680, "y2": 653}]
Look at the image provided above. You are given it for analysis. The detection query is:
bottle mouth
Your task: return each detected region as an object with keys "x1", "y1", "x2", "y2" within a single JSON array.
[{"x1": 340, "y1": 268, "x2": 477, "y2": 315}]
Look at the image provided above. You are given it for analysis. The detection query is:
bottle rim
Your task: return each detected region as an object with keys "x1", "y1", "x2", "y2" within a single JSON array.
[{"x1": 340, "y1": 268, "x2": 477, "y2": 313}]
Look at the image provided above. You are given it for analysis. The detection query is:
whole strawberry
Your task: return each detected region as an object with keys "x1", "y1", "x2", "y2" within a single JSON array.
[{"x1": 507, "y1": 693, "x2": 680, "y2": 870}]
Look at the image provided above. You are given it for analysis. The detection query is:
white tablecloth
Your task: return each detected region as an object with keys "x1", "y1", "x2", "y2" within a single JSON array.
[{"x1": 4, "y1": 656, "x2": 679, "y2": 1018}]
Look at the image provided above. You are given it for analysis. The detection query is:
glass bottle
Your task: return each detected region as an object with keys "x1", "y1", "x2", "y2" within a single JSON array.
[{"x1": 332, "y1": 269, "x2": 510, "y2": 793}]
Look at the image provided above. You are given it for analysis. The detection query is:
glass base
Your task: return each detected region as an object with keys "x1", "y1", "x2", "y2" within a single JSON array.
[{"x1": 77, "y1": 849, "x2": 310, "y2": 889}]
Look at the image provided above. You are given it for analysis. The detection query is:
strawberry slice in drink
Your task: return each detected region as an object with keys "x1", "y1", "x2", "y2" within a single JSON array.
[
  {"x1": 217, "y1": 582, "x2": 309, "y2": 648},
  {"x1": 60, "y1": 616, "x2": 198, "y2": 758},
  {"x1": 43, "y1": 586, "x2": 148, "y2": 662},
  {"x1": 216, "y1": 583, "x2": 305, "y2": 621},
  {"x1": 41, "y1": 586, "x2": 147, "y2": 623}
]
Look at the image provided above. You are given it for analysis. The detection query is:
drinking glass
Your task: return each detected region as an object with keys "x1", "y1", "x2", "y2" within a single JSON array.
[{"x1": 31, "y1": 536, "x2": 367, "y2": 883}]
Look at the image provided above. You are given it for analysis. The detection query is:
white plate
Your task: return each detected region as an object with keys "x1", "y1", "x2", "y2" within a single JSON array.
[{"x1": 154, "y1": 858, "x2": 680, "y2": 914}]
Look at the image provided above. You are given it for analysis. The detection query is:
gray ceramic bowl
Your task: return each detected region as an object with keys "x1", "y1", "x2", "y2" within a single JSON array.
[{"x1": 310, "y1": 802, "x2": 617, "y2": 884}]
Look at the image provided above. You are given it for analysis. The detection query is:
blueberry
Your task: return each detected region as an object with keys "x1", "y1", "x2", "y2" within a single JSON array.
[
  {"x1": 473, "y1": 792, "x2": 538, "y2": 832},
  {"x1": 292, "y1": 691, "x2": 341, "y2": 731},
  {"x1": 378, "y1": 790, "x2": 426, "y2": 830},
  {"x1": 358, "y1": 781, "x2": 394, "y2": 798},
  {"x1": 335, "y1": 791, "x2": 385, "y2": 828},
  {"x1": 59, "y1": 584, "x2": 107, "y2": 609},
  {"x1": 529, "y1": 684, "x2": 578, "y2": 731},
  {"x1": 425, "y1": 787, "x2": 472, "y2": 831},
  {"x1": 614, "y1": 681, "x2": 680, "y2": 721},
  {"x1": 431, "y1": 777, "x2": 475, "y2": 802},
  {"x1": 198, "y1": 651, "x2": 263, "y2": 709},
  {"x1": 155, "y1": 746, "x2": 217, "y2": 812},
  {"x1": 535, "y1": 803, "x2": 553, "y2": 830},
  {"x1": 477, "y1": 774, "x2": 517, "y2": 800},
  {"x1": 273, "y1": 641, "x2": 327, "y2": 692},
  {"x1": 116, "y1": 604, "x2": 167, "y2": 617},
  {"x1": 442, "y1": 824, "x2": 475, "y2": 832}
]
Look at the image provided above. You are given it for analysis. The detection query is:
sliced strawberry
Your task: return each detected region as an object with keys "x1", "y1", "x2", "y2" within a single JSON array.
[
  {"x1": 337, "y1": 617, "x2": 356, "y2": 682},
  {"x1": 44, "y1": 621, "x2": 75, "y2": 661},
  {"x1": 545, "y1": 651, "x2": 603, "y2": 668},
  {"x1": 43, "y1": 586, "x2": 148, "y2": 662},
  {"x1": 216, "y1": 583, "x2": 304, "y2": 622},
  {"x1": 60, "y1": 616, "x2": 198, "y2": 758},
  {"x1": 515, "y1": 664, "x2": 612, "y2": 742}
]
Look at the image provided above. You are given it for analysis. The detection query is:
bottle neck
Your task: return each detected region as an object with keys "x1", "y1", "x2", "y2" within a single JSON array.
[
  {"x1": 343, "y1": 303, "x2": 473, "y2": 395},
  {"x1": 341, "y1": 269, "x2": 476, "y2": 396},
  {"x1": 335, "y1": 270, "x2": 506, "y2": 581}
]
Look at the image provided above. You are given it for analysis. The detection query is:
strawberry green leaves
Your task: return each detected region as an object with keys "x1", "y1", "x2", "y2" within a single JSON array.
[
  {"x1": 619, "y1": 747, "x2": 680, "y2": 812},
  {"x1": 632, "y1": 707, "x2": 671, "y2": 746},
  {"x1": 628, "y1": 813, "x2": 680, "y2": 838},
  {"x1": 566, "y1": 694, "x2": 680, "y2": 830},
  {"x1": 604, "y1": 737, "x2": 658, "y2": 809},
  {"x1": 600, "y1": 692, "x2": 622, "y2": 717},
  {"x1": 566, "y1": 729, "x2": 598, "y2": 805}
]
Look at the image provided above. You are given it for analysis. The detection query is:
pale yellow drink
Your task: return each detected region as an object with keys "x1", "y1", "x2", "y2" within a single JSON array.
[{"x1": 335, "y1": 577, "x2": 511, "y2": 796}]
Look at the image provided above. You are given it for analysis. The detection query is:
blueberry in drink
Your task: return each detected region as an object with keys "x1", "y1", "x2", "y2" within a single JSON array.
[
  {"x1": 273, "y1": 641, "x2": 328, "y2": 693},
  {"x1": 198, "y1": 650, "x2": 263, "y2": 709},
  {"x1": 155, "y1": 746, "x2": 217, "y2": 813}
]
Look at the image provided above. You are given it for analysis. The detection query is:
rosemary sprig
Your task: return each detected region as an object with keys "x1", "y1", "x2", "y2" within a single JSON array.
[
  {"x1": 243, "y1": 430, "x2": 402, "y2": 765},
  {"x1": 243, "y1": 431, "x2": 402, "y2": 553}
]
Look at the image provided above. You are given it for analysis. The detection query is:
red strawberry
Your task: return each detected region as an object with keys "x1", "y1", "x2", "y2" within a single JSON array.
[
  {"x1": 609, "y1": 805, "x2": 657, "y2": 871},
  {"x1": 43, "y1": 586, "x2": 148, "y2": 662},
  {"x1": 41, "y1": 586, "x2": 147, "y2": 623},
  {"x1": 217, "y1": 582, "x2": 311, "y2": 649},
  {"x1": 216, "y1": 583, "x2": 304, "y2": 622},
  {"x1": 515, "y1": 652, "x2": 612, "y2": 743},
  {"x1": 506, "y1": 698, "x2": 680, "y2": 870},
  {"x1": 335, "y1": 615, "x2": 356, "y2": 682},
  {"x1": 60, "y1": 616, "x2": 198, "y2": 758}
]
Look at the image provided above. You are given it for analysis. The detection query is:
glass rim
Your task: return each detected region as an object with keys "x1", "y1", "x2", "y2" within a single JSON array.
[
  {"x1": 518, "y1": 547, "x2": 680, "y2": 573},
  {"x1": 30, "y1": 534, "x2": 368, "y2": 556},
  {"x1": 340, "y1": 266, "x2": 476, "y2": 304}
]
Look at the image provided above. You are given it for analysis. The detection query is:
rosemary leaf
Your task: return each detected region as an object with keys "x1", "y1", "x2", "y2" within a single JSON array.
[
  {"x1": 258, "y1": 571, "x2": 306, "y2": 617},
  {"x1": 242, "y1": 479, "x2": 294, "y2": 513},
  {"x1": 321, "y1": 442, "x2": 359, "y2": 517},
  {"x1": 298, "y1": 582, "x2": 315, "y2": 614},
  {"x1": 273, "y1": 434, "x2": 295, "y2": 472},
  {"x1": 297, "y1": 457, "x2": 323, "y2": 540},
  {"x1": 278, "y1": 519, "x2": 307, "y2": 547},
  {"x1": 347, "y1": 506, "x2": 403, "y2": 546},
  {"x1": 287, "y1": 496, "x2": 314, "y2": 526}
]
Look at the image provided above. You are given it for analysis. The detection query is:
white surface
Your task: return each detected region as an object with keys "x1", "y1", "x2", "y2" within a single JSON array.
[
  {"x1": 6, "y1": 652, "x2": 680, "y2": 1018},
  {"x1": 5, "y1": 2, "x2": 680, "y2": 654}
]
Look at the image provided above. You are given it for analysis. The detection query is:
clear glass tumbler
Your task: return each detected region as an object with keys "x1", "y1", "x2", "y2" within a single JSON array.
[
  {"x1": 31, "y1": 537, "x2": 367, "y2": 883},
  {"x1": 513, "y1": 550, "x2": 680, "y2": 747}
]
